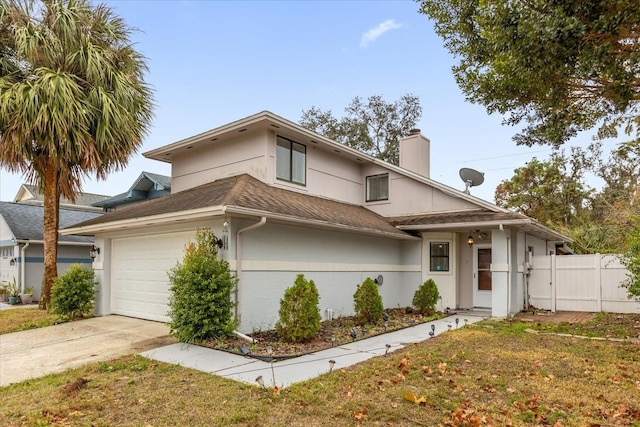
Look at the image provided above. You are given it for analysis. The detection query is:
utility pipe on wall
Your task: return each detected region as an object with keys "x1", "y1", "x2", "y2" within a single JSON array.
[{"x1": 234, "y1": 216, "x2": 267, "y2": 324}]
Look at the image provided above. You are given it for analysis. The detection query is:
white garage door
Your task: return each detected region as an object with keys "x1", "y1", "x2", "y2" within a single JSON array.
[{"x1": 111, "y1": 231, "x2": 195, "y2": 322}]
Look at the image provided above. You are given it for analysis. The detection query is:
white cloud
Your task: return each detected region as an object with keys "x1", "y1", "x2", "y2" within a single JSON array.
[{"x1": 360, "y1": 19, "x2": 404, "y2": 47}]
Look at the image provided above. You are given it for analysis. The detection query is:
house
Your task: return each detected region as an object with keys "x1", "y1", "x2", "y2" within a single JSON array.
[
  {"x1": 13, "y1": 184, "x2": 108, "y2": 212},
  {"x1": 0, "y1": 202, "x2": 102, "y2": 300},
  {"x1": 62, "y1": 111, "x2": 569, "y2": 332},
  {"x1": 91, "y1": 171, "x2": 171, "y2": 212}
]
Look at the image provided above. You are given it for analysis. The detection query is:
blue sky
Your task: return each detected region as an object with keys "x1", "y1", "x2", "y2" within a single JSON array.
[{"x1": 0, "y1": 0, "x2": 618, "y2": 203}]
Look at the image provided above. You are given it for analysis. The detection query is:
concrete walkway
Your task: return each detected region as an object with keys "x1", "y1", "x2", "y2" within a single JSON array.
[
  {"x1": 142, "y1": 312, "x2": 488, "y2": 388},
  {"x1": 0, "y1": 316, "x2": 173, "y2": 387}
]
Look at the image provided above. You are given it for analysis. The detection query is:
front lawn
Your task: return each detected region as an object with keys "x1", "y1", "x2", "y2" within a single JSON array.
[
  {"x1": 1, "y1": 318, "x2": 639, "y2": 426},
  {"x1": 0, "y1": 308, "x2": 59, "y2": 334}
]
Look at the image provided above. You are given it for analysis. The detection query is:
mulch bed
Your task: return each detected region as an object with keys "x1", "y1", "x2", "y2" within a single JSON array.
[{"x1": 200, "y1": 307, "x2": 443, "y2": 359}]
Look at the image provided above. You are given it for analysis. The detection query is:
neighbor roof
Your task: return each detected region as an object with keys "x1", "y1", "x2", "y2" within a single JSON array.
[
  {"x1": 91, "y1": 171, "x2": 171, "y2": 208},
  {"x1": 0, "y1": 202, "x2": 102, "y2": 243},
  {"x1": 15, "y1": 184, "x2": 109, "y2": 209},
  {"x1": 64, "y1": 174, "x2": 415, "y2": 240}
]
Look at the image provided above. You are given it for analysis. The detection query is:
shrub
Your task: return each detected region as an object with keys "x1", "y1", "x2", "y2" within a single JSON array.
[
  {"x1": 621, "y1": 218, "x2": 640, "y2": 300},
  {"x1": 51, "y1": 264, "x2": 96, "y2": 318},
  {"x1": 168, "y1": 228, "x2": 236, "y2": 343},
  {"x1": 276, "y1": 274, "x2": 321, "y2": 343},
  {"x1": 353, "y1": 277, "x2": 384, "y2": 325},
  {"x1": 412, "y1": 278, "x2": 440, "y2": 315}
]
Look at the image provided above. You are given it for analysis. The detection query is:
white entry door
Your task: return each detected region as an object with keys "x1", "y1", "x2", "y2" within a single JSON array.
[{"x1": 473, "y1": 245, "x2": 492, "y2": 308}]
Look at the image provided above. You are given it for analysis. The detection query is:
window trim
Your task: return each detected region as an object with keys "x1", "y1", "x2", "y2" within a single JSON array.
[
  {"x1": 276, "y1": 135, "x2": 306, "y2": 186},
  {"x1": 429, "y1": 242, "x2": 450, "y2": 272},
  {"x1": 366, "y1": 173, "x2": 389, "y2": 202}
]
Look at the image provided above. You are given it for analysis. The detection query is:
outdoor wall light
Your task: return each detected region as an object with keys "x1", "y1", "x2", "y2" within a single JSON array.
[
  {"x1": 213, "y1": 237, "x2": 224, "y2": 249},
  {"x1": 9, "y1": 257, "x2": 16, "y2": 266},
  {"x1": 467, "y1": 233, "x2": 474, "y2": 247},
  {"x1": 89, "y1": 245, "x2": 100, "y2": 260}
]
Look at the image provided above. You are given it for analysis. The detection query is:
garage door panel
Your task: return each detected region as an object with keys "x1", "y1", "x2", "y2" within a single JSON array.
[{"x1": 111, "y1": 231, "x2": 194, "y2": 322}]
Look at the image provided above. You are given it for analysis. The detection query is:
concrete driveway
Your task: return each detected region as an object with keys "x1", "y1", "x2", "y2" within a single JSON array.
[{"x1": 0, "y1": 315, "x2": 173, "y2": 387}]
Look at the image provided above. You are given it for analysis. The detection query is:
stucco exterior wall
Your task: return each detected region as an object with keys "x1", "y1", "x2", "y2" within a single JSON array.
[
  {"x1": 233, "y1": 220, "x2": 421, "y2": 332},
  {"x1": 171, "y1": 129, "x2": 270, "y2": 193},
  {"x1": 367, "y1": 175, "x2": 480, "y2": 217}
]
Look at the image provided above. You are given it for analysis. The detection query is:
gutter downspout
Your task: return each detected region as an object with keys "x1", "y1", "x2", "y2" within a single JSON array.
[
  {"x1": 234, "y1": 217, "x2": 267, "y2": 325},
  {"x1": 20, "y1": 241, "x2": 30, "y2": 293}
]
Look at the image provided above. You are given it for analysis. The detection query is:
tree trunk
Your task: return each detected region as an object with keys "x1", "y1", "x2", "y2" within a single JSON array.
[{"x1": 39, "y1": 160, "x2": 59, "y2": 309}]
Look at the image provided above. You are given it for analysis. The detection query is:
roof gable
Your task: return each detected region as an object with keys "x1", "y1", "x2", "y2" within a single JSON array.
[
  {"x1": 13, "y1": 184, "x2": 109, "y2": 211},
  {"x1": 92, "y1": 171, "x2": 171, "y2": 208}
]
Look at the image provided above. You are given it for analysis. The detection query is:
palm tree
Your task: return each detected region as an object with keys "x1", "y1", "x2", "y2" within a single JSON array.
[{"x1": 0, "y1": 0, "x2": 154, "y2": 308}]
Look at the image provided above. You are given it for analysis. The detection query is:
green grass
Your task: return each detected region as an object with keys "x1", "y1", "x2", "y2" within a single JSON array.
[
  {"x1": 2, "y1": 321, "x2": 640, "y2": 426},
  {"x1": 0, "y1": 308, "x2": 60, "y2": 334}
]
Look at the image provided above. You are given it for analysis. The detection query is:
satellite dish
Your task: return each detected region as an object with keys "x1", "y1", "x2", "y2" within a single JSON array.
[{"x1": 459, "y1": 168, "x2": 485, "y2": 195}]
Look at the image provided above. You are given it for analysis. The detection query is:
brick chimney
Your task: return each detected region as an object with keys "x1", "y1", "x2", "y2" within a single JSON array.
[{"x1": 399, "y1": 129, "x2": 430, "y2": 178}]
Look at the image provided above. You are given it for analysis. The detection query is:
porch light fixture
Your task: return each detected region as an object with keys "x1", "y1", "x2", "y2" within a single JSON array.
[
  {"x1": 89, "y1": 245, "x2": 100, "y2": 260},
  {"x1": 467, "y1": 233, "x2": 474, "y2": 247},
  {"x1": 213, "y1": 236, "x2": 224, "y2": 249},
  {"x1": 9, "y1": 257, "x2": 16, "y2": 266}
]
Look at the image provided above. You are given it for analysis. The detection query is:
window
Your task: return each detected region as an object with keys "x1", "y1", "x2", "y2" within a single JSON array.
[
  {"x1": 430, "y1": 242, "x2": 449, "y2": 272},
  {"x1": 276, "y1": 136, "x2": 306, "y2": 185},
  {"x1": 366, "y1": 173, "x2": 389, "y2": 202}
]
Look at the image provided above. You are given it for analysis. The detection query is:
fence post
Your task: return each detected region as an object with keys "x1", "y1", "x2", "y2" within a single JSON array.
[
  {"x1": 595, "y1": 253, "x2": 602, "y2": 312},
  {"x1": 551, "y1": 253, "x2": 556, "y2": 313}
]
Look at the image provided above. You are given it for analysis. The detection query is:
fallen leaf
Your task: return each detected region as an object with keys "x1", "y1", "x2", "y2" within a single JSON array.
[
  {"x1": 391, "y1": 373, "x2": 406, "y2": 383},
  {"x1": 438, "y1": 362, "x2": 447, "y2": 375},
  {"x1": 403, "y1": 391, "x2": 427, "y2": 405},
  {"x1": 273, "y1": 386, "x2": 281, "y2": 396},
  {"x1": 353, "y1": 407, "x2": 369, "y2": 420},
  {"x1": 422, "y1": 366, "x2": 433, "y2": 375},
  {"x1": 398, "y1": 358, "x2": 408, "y2": 370}
]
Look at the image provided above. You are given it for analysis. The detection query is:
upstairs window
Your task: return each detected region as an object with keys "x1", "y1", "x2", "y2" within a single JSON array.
[
  {"x1": 430, "y1": 242, "x2": 450, "y2": 272},
  {"x1": 276, "y1": 136, "x2": 306, "y2": 185},
  {"x1": 366, "y1": 173, "x2": 389, "y2": 202}
]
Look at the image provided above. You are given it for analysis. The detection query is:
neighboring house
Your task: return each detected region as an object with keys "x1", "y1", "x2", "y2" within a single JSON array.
[
  {"x1": 14, "y1": 184, "x2": 108, "y2": 212},
  {"x1": 0, "y1": 202, "x2": 102, "y2": 300},
  {"x1": 63, "y1": 111, "x2": 569, "y2": 332},
  {"x1": 91, "y1": 171, "x2": 171, "y2": 212}
]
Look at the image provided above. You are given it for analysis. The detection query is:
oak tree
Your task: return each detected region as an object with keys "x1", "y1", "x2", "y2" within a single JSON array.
[
  {"x1": 419, "y1": 0, "x2": 640, "y2": 147},
  {"x1": 300, "y1": 94, "x2": 422, "y2": 165}
]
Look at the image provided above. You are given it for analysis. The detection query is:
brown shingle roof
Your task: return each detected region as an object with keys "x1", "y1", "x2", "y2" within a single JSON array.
[
  {"x1": 388, "y1": 211, "x2": 530, "y2": 227},
  {"x1": 69, "y1": 174, "x2": 410, "y2": 238}
]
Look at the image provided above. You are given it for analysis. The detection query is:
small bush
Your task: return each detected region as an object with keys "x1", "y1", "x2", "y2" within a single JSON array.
[
  {"x1": 51, "y1": 264, "x2": 96, "y2": 319},
  {"x1": 276, "y1": 274, "x2": 321, "y2": 343},
  {"x1": 621, "y1": 218, "x2": 640, "y2": 300},
  {"x1": 353, "y1": 277, "x2": 384, "y2": 325},
  {"x1": 413, "y1": 279, "x2": 440, "y2": 315},
  {"x1": 168, "y1": 228, "x2": 237, "y2": 343}
]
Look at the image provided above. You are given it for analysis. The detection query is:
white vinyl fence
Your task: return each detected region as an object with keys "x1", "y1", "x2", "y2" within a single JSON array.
[{"x1": 527, "y1": 254, "x2": 639, "y2": 313}]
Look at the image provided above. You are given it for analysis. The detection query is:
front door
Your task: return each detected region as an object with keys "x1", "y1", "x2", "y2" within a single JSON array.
[{"x1": 473, "y1": 245, "x2": 492, "y2": 307}]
